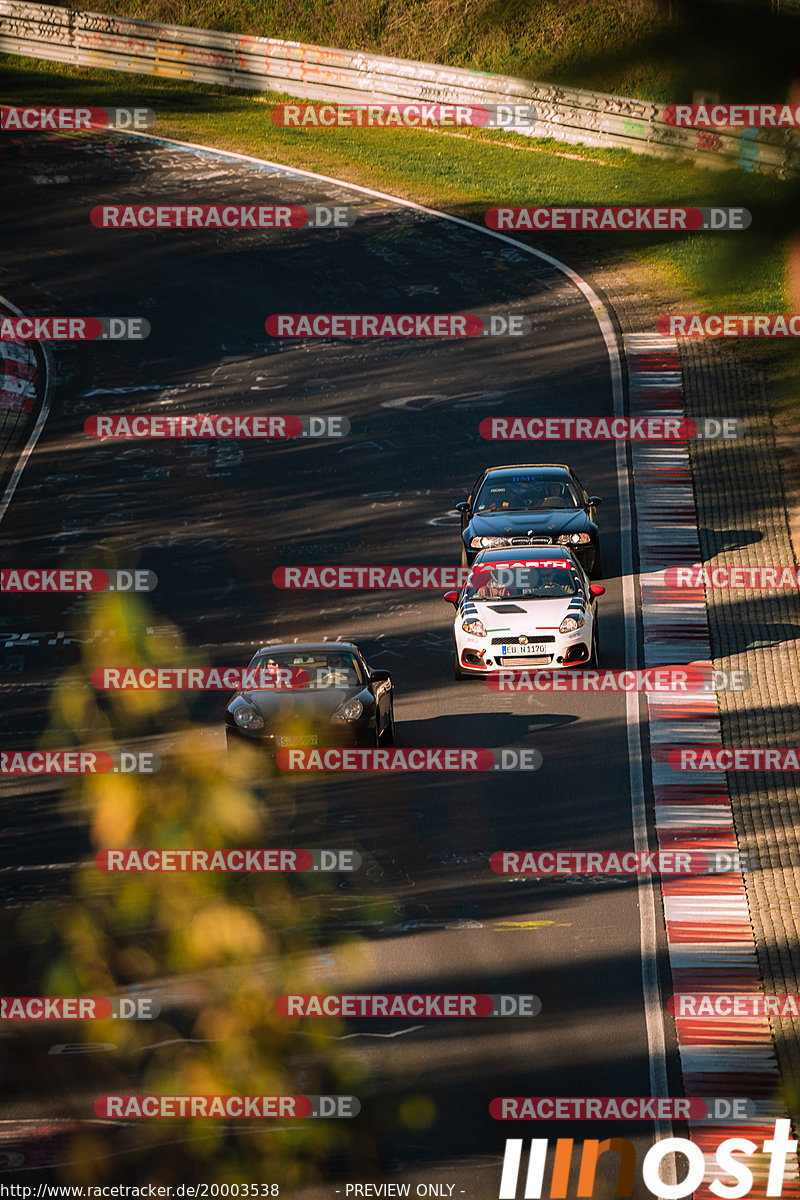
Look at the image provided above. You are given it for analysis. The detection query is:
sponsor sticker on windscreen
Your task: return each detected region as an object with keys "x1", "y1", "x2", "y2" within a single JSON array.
[{"x1": 472, "y1": 559, "x2": 572, "y2": 572}]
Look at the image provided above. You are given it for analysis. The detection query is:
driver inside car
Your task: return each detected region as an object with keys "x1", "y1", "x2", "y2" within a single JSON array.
[
  {"x1": 509, "y1": 480, "x2": 547, "y2": 509},
  {"x1": 472, "y1": 569, "x2": 511, "y2": 599}
]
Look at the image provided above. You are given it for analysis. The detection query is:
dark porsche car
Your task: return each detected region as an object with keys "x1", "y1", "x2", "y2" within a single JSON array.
[
  {"x1": 456, "y1": 464, "x2": 603, "y2": 577},
  {"x1": 225, "y1": 642, "x2": 394, "y2": 755}
]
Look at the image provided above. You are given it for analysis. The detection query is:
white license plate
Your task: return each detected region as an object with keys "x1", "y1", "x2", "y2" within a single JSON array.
[
  {"x1": 278, "y1": 735, "x2": 319, "y2": 747},
  {"x1": 501, "y1": 643, "x2": 548, "y2": 655}
]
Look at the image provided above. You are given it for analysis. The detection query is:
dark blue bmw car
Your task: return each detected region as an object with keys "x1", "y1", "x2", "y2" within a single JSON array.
[{"x1": 456, "y1": 464, "x2": 603, "y2": 577}]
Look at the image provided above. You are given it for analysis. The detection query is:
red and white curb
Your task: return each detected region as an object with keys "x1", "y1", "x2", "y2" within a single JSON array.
[
  {"x1": 628, "y1": 332, "x2": 798, "y2": 1195},
  {"x1": 0, "y1": 339, "x2": 37, "y2": 414}
]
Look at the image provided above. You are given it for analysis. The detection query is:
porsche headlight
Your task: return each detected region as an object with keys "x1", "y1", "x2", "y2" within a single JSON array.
[
  {"x1": 559, "y1": 615, "x2": 585, "y2": 633},
  {"x1": 233, "y1": 704, "x2": 264, "y2": 730},
  {"x1": 556, "y1": 532, "x2": 591, "y2": 545},
  {"x1": 462, "y1": 618, "x2": 487, "y2": 637},
  {"x1": 469, "y1": 536, "x2": 509, "y2": 549},
  {"x1": 332, "y1": 697, "x2": 364, "y2": 724}
]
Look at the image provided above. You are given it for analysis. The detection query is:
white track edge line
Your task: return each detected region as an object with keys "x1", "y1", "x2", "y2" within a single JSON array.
[{"x1": 0, "y1": 292, "x2": 54, "y2": 528}]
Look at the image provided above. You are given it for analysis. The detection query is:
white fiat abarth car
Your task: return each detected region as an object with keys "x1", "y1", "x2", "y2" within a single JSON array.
[{"x1": 444, "y1": 546, "x2": 605, "y2": 679}]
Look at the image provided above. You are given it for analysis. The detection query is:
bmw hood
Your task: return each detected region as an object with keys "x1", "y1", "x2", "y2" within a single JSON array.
[{"x1": 466, "y1": 509, "x2": 591, "y2": 539}]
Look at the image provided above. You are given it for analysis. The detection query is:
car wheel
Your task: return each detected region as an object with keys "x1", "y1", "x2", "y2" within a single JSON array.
[
  {"x1": 590, "y1": 545, "x2": 603, "y2": 579},
  {"x1": 381, "y1": 701, "x2": 395, "y2": 745},
  {"x1": 460, "y1": 543, "x2": 469, "y2": 569},
  {"x1": 587, "y1": 629, "x2": 599, "y2": 668}
]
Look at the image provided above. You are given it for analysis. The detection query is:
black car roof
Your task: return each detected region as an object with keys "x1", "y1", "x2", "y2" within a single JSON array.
[{"x1": 480, "y1": 464, "x2": 573, "y2": 476}]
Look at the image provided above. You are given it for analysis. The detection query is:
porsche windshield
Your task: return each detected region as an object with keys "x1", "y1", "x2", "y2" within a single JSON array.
[
  {"x1": 248, "y1": 650, "x2": 364, "y2": 688},
  {"x1": 474, "y1": 473, "x2": 582, "y2": 512},
  {"x1": 465, "y1": 565, "x2": 580, "y2": 600}
]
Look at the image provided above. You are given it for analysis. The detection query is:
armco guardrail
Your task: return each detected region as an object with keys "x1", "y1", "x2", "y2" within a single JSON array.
[{"x1": 1, "y1": 0, "x2": 799, "y2": 176}]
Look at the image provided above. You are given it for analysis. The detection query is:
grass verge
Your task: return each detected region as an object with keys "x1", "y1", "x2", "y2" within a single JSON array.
[
  {"x1": 2, "y1": 53, "x2": 797, "y2": 319},
  {"x1": 3, "y1": 53, "x2": 800, "y2": 421}
]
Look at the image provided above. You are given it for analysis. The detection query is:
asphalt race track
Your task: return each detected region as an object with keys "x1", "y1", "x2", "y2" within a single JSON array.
[{"x1": 0, "y1": 130, "x2": 680, "y2": 1192}]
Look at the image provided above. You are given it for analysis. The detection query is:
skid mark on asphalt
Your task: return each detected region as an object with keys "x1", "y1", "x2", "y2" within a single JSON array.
[
  {"x1": 380, "y1": 390, "x2": 506, "y2": 411},
  {"x1": 330, "y1": 1026, "x2": 426, "y2": 1040},
  {"x1": 83, "y1": 383, "x2": 211, "y2": 397},
  {"x1": 44, "y1": 1037, "x2": 215, "y2": 1057},
  {"x1": 491, "y1": 920, "x2": 572, "y2": 930}
]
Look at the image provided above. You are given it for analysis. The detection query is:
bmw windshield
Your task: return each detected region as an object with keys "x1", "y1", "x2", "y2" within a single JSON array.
[{"x1": 473, "y1": 473, "x2": 582, "y2": 512}]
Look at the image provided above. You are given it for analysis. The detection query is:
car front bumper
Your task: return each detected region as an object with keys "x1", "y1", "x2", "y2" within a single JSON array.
[
  {"x1": 455, "y1": 630, "x2": 592, "y2": 673},
  {"x1": 225, "y1": 720, "x2": 377, "y2": 752}
]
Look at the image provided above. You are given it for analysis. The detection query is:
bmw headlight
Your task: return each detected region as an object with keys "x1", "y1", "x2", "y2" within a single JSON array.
[
  {"x1": 470, "y1": 536, "x2": 509, "y2": 549},
  {"x1": 332, "y1": 697, "x2": 364, "y2": 724},
  {"x1": 233, "y1": 704, "x2": 264, "y2": 730},
  {"x1": 462, "y1": 618, "x2": 487, "y2": 637},
  {"x1": 556, "y1": 533, "x2": 591, "y2": 545},
  {"x1": 559, "y1": 615, "x2": 585, "y2": 633}
]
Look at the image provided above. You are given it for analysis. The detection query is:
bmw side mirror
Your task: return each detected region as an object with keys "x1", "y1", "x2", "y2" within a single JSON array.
[
  {"x1": 443, "y1": 590, "x2": 459, "y2": 604},
  {"x1": 589, "y1": 584, "x2": 605, "y2": 597}
]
